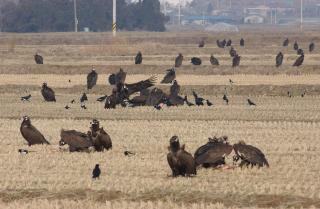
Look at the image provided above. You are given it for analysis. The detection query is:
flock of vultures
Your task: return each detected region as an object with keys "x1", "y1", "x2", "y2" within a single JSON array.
[{"x1": 19, "y1": 37, "x2": 314, "y2": 177}]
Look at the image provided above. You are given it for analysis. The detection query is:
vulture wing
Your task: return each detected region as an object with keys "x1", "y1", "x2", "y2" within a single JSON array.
[
  {"x1": 60, "y1": 130, "x2": 92, "y2": 149},
  {"x1": 161, "y1": 69, "x2": 175, "y2": 84},
  {"x1": 146, "y1": 88, "x2": 166, "y2": 106},
  {"x1": 194, "y1": 142, "x2": 233, "y2": 166},
  {"x1": 234, "y1": 143, "x2": 269, "y2": 167},
  {"x1": 125, "y1": 76, "x2": 156, "y2": 95}
]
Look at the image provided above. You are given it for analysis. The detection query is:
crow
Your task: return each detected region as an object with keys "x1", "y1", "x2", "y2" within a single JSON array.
[
  {"x1": 192, "y1": 91, "x2": 204, "y2": 106},
  {"x1": 223, "y1": 94, "x2": 229, "y2": 105},
  {"x1": 65, "y1": 105, "x2": 70, "y2": 109},
  {"x1": 124, "y1": 151, "x2": 135, "y2": 156},
  {"x1": 80, "y1": 93, "x2": 88, "y2": 103},
  {"x1": 81, "y1": 104, "x2": 87, "y2": 109},
  {"x1": 21, "y1": 94, "x2": 31, "y2": 102},
  {"x1": 247, "y1": 99, "x2": 256, "y2": 106},
  {"x1": 232, "y1": 54, "x2": 241, "y2": 67},
  {"x1": 184, "y1": 96, "x2": 194, "y2": 106},
  {"x1": 206, "y1": 100, "x2": 213, "y2": 106},
  {"x1": 135, "y1": 51, "x2": 143, "y2": 64},
  {"x1": 92, "y1": 164, "x2": 101, "y2": 179}
]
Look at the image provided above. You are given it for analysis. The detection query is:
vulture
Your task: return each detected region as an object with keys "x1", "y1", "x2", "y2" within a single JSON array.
[
  {"x1": 247, "y1": 98, "x2": 256, "y2": 106},
  {"x1": 104, "y1": 89, "x2": 117, "y2": 109},
  {"x1": 175, "y1": 53, "x2": 183, "y2": 67},
  {"x1": 198, "y1": 39, "x2": 205, "y2": 48},
  {"x1": 309, "y1": 42, "x2": 315, "y2": 52},
  {"x1": 240, "y1": 38, "x2": 245, "y2": 47},
  {"x1": 293, "y1": 41, "x2": 299, "y2": 51},
  {"x1": 210, "y1": 55, "x2": 219, "y2": 66},
  {"x1": 233, "y1": 141, "x2": 269, "y2": 168},
  {"x1": 283, "y1": 38, "x2": 289, "y2": 47},
  {"x1": 87, "y1": 68, "x2": 98, "y2": 90},
  {"x1": 170, "y1": 80, "x2": 180, "y2": 97},
  {"x1": 120, "y1": 76, "x2": 156, "y2": 97},
  {"x1": 20, "y1": 116, "x2": 50, "y2": 146},
  {"x1": 297, "y1": 48, "x2": 304, "y2": 56},
  {"x1": 34, "y1": 53, "x2": 43, "y2": 64},
  {"x1": 191, "y1": 57, "x2": 202, "y2": 65},
  {"x1": 232, "y1": 54, "x2": 241, "y2": 67},
  {"x1": 135, "y1": 51, "x2": 143, "y2": 64},
  {"x1": 80, "y1": 93, "x2": 88, "y2": 103},
  {"x1": 226, "y1": 39, "x2": 232, "y2": 47},
  {"x1": 41, "y1": 83, "x2": 56, "y2": 102},
  {"x1": 216, "y1": 39, "x2": 226, "y2": 48},
  {"x1": 59, "y1": 129, "x2": 93, "y2": 152},
  {"x1": 145, "y1": 88, "x2": 167, "y2": 106},
  {"x1": 89, "y1": 120, "x2": 112, "y2": 151},
  {"x1": 229, "y1": 47, "x2": 237, "y2": 57},
  {"x1": 161, "y1": 68, "x2": 176, "y2": 84},
  {"x1": 108, "y1": 68, "x2": 126, "y2": 86},
  {"x1": 167, "y1": 136, "x2": 196, "y2": 177},
  {"x1": 192, "y1": 91, "x2": 204, "y2": 106},
  {"x1": 276, "y1": 52, "x2": 284, "y2": 67},
  {"x1": 293, "y1": 54, "x2": 304, "y2": 67},
  {"x1": 194, "y1": 136, "x2": 233, "y2": 168}
]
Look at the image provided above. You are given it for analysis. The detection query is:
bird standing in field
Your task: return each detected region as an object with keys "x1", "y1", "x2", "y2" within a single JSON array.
[
  {"x1": 240, "y1": 38, "x2": 245, "y2": 47},
  {"x1": 161, "y1": 68, "x2": 176, "y2": 84},
  {"x1": 210, "y1": 54, "x2": 219, "y2": 66},
  {"x1": 223, "y1": 94, "x2": 229, "y2": 105},
  {"x1": 191, "y1": 57, "x2": 202, "y2": 65},
  {"x1": 283, "y1": 38, "x2": 289, "y2": 47},
  {"x1": 276, "y1": 52, "x2": 284, "y2": 67},
  {"x1": 198, "y1": 39, "x2": 205, "y2": 48},
  {"x1": 20, "y1": 116, "x2": 50, "y2": 146},
  {"x1": 135, "y1": 51, "x2": 143, "y2": 64},
  {"x1": 309, "y1": 42, "x2": 315, "y2": 52},
  {"x1": 34, "y1": 53, "x2": 43, "y2": 64},
  {"x1": 293, "y1": 41, "x2": 299, "y2": 51},
  {"x1": 41, "y1": 83, "x2": 56, "y2": 102},
  {"x1": 87, "y1": 67, "x2": 98, "y2": 90},
  {"x1": 232, "y1": 54, "x2": 241, "y2": 67},
  {"x1": 192, "y1": 91, "x2": 204, "y2": 106},
  {"x1": 247, "y1": 98, "x2": 256, "y2": 106},
  {"x1": 21, "y1": 94, "x2": 31, "y2": 102},
  {"x1": 92, "y1": 164, "x2": 101, "y2": 179},
  {"x1": 293, "y1": 54, "x2": 304, "y2": 67},
  {"x1": 175, "y1": 53, "x2": 183, "y2": 67}
]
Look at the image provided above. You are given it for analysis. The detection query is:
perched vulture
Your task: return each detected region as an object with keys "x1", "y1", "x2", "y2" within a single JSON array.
[
  {"x1": 34, "y1": 53, "x2": 43, "y2": 64},
  {"x1": 89, "y1": 120, "x2": 112, "y2": 151},
  {"x1": 283, "y1": 38, "x2": 289, "y2": 47},
  {"x1": 297, "y1": 48, "x2": 304, "y2": 55},
  {"x1": 293, "y1": 41, "x2": 299, "y2": 51},
  {"x1": 229, "y1": 47, "x2": 237, "y2": 57},
  {"x1": 293, "y1": 55, "x2": 304, "y2": 67},
  {"x1": 161, "y1": 68, "x2": 176, "y2": 84},
  {"x1": 192, "y1": 91, "x2": 204, "y2": 106},
  {"x1": 309, "y1": 42, "x2": 315, "y2": 52},
  {"x1": 226, "y1": 39, "x2": 232, "y2": 47},
  {"x1": 216, "y1": 39, "x2": 226, "y2": 48},
  {"x1": 170, "y1": 80, "x2": 180, "y2": 97},
  {"x1": 194, "y1": 136, "x2": 233, "y2": 168},
  {"x1": 276, "y1": 52, "x2": 284, "y2": 67},
  {"x1": 41, "y1": 83, "x2": 56, "y2": 102},
  {"x1": 175, "y1": 53, "x2": 183, "y2": 67},
  {"x1": 20, "y1": 116, "x2": 50, "y2": 146},
  {"x1": 59, "y1": 129, "x2": 92, "y2": 152},
  {"x1": 240, "y1": 38, "x2": 245, "y2": 47},
  {"x1": 167, "y1": 136, "x2": 196, "y2": 177},
  {"x1": 135, "y1": 51, "x2": 143, "y2": 64},
  {"x1": 247, "y1": 98, "x2": 256, "y2": 106},
  {"x1": 232, "y1": 54, "x2": 241, "y2": 67},
  {"x1": 104, "y1": 89, "x2": 117, "y2": 109},
  {"x1": 145, "y1": 88, "x2": 167, "y2": 106},
  {"x1": 87, "y1": 68, "x2": 98, "y2": 90},
  {"x1": 108, "y1": 68, "x2": 126, "y2": 85},
  {"x1": 191, "y1": 57, "x2": 202, "y2": 65},
  {"x1": 233, "y1": 141, "x2": 269, "y2": 168},
  {"x1": 210, "y1": 55, "x2": 219, "y2": 66},
  {"x1": 198, "y1": 39, "x2": 205, "y2": 48}
]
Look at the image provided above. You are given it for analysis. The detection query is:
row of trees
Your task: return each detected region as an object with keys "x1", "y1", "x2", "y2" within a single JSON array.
[{"x1": 0, "y1": 0, "x2": 168, "y2": 32}]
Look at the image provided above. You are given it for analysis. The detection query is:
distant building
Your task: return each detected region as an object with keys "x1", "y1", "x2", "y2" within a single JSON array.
[{"x1": 244, "y1": 15, "x2": 264, "y2": 24}]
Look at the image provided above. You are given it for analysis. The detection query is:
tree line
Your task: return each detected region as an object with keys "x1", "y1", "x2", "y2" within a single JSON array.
[{"x1": 0, "y1": 0, "x2": 168, "y2": 32}]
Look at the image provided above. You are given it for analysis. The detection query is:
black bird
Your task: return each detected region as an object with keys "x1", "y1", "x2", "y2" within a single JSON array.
[
  {"x1": 175, "y1": 53, "x2": 183, "y2": 67},
  {"x1": 184, "y1": 96, "x2": 194, "y2": 106},
  {"x1": 198, "y1": 39, "x2": 205, "y2": 48},
  {"x1": 276, "y1": 52, "x2": 284, "y2": 67},
  {"x1": 229, "y1": 79, "x2": 234, "y2": 85},
  {"x1": 124, "y1": 151, "x2": 135, "y2": 156},
  {"x1": 41, "y1": 83, "x2": 56, "y2": 102},
  {"x1": 216, "y1": 39, "x2": 226, "y2": 48},
  {"x1": 135, "y1": 51, "x2": 142, "y2": 64},
  {"x1": 192, "y1": 91, "x2": 204, "y2": 106},
  {"x1": 68, "y1": 79, "x2": 71, "y2": 83},
  {"x1": 287, "y1": 91, "x2": 292, "y2": 98},
  {"x1": 206, "y1": 100, "x2": 213, "y2": 106},
  {"x1": 229, "y1": 47, "x2": 237, "y2": 57},
  {"x1": 65, "y1": 105, "x2": 70, "y2": 109},
  {"x1": 18, "y1": 149, "x2": 29, "y2": 155},
  {"x1": 309, "y1": 42, "x2": 315, "y2": 52},
  {"x1": 92, "y1": 164, "x2": 101, "y2": 179},
  {"x1": 80, "y1": 93, "x2": 88, "y2": 103},
  {"x1": 297, "y1": 48, "x2": 304, "y2": 55},
  {"x1": 301, "y1": 90, "x2": 306, "y2": 97},
  {"x1": 293, "y1": 41, "x2": 299, "y2": 51},
  {"x1": 283, "y1": 38, "x2": 289, "y2": 47},
  {"x1": 240, "y1": 38, "x2": 245, "y2": 47},
  {"x1": 226, "y1": 39, "x2": 232, "y2": 47},
  {"x1": 21, "y1": 94, "x2": 31, "y2": 102},
  {"x1": 71, "y1": 99, "x2": 75, "y2": 104},
  {"x1": 34, "y1": 53, "x2": 43, "y2": 64},
  {"x1": 161, "y1": 68, "x2": 176, "y2": 84},
  {"x1": 81, "y1": 104, "x2": 87, "y2": 109},
  {"x1": 97, "y1": 95, "x2": 108, "y2": 102},
  {"x1": 247, "y1": 99, "x2": 256, "y2": 106},
  {"x1": 87, "y1": 68, "x2": 98, "y2": 90},
  {"x1": 232, "y1": 54, "x2": 241, "y2": 67},
  {"x1": 223, "y1": 94, "x2": 229, "y2": 105},
  {"x1": 293, "y1": 54, "x2": 304, "y2": 67},
  {"x1": 210, "y1": 55, "x2": 219, "y2": 66},
  {"x1": 191, "y1": 57, "x2": 202, "y2": 65}
]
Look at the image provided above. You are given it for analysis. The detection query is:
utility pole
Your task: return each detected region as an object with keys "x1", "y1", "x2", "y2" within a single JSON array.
[
  {"x1": 163, "y1": 0, "x2": 167, "y2": 16},
  {"x1": 178, "y1": 0, "x2": 181, "y2": 25},
  {"x1": 300, "y1": 0, "x2": 303, "y2": 30},
  {"x1": 113, "y1": 0, "x2": 117, "y2": 37},
  {"x1": 73, "y1": 0, "x2": 78, "y2": 32}
]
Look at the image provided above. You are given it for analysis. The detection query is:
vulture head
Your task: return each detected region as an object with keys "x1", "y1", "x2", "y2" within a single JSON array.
[
  {"x1": 90, "y1": 119, "x2": 100, "y2": 135},
  {"x1": 169, "y1": 135, "x2": 180, "y2": 152},
  {"x1": 21, "y1": 116, "x2": 31, "y2": 126},
  {"x1": 42, "y1": 83, "x2": 47, "y2": 88}
]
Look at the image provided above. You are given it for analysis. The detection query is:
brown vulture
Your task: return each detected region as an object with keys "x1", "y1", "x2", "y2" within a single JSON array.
[
  {"x1": 233, "y1": 141, "x2": 269, "y2": 168},
  {"x1": 191, "y1": 57, "x2": 202, "y2": 65},
  {"x1": 59, "y1": 129, "x2": 93, "y2": 152},
  {"x1": 210, "y1": 55, "x2": 219, "y2": 66},
  {"x1": 108, "y1": 68, "x2": 127, "y2": 86},
  {"x1": 293, "y1": 54, "x2": 304, "y2": 67},
  {"x1": 175, "y1": 53, "x2": 183, "y2": 68},
  {"x1": 283, "y1": 38, "x2": 289, "y2": 47},
  {"x1": 240, "y1": 38, "x2": 245, "y2": 47},
  {"x1": 89, "y1": 119, "x2": 112, "y2": 151},
  {"x1": 41, "y1": 83, "x2": 56, "y2": 102},
  {"x1": 293, "y1": 41, "x2": 299, "y2": 51},
  {"x1": 170, "y1": 80, "x2": 180, "y2": 97},
  {"x1": 229, "y1": 47, "x2": 237, "y2": 57},
  {"x1": 309, "y1": 42, "x2": 315, "y2": 52},
  {"x1": 104, "y1": 89, "x2": 117, "y2": 109},
  {"x1": 135, "y1": 51, "x2": 142, "y2": 64},
  {"x1": 34, "y1": 53, "x2": 43, "y2": 64},
  {"x1": 198, "y1": 39, "x2": 205, "y2": 48},
  {"x1": 297, "y1": 48, "x2": 304, "y2": 56},
  {"x1": 232, "y1": 54, "x2": 241, "y2": 67},
  {"x1": 20, "y1": 116, "x2": 50, "y2": 146},
  {"x1": 226, "y1": 39, "x2": 232, "y2": 46},
  {"x1": 145, "y1": 88, "x2": 167, "y2": 106},
  {"x1": 87, "y1": 68, "x2": 98, "y2": 90},
  {"x1": 276, "y1": 52, "x2": 283, "y2": 67},
  {"x1": 161, "y1": 68, "x2": 176, "y2": 84},
  {"x1": 167, "y1": 136, "x2": 196, "y2": 177},
  {"x1": 194, "y1": 136, "x2": 233, "y2": 168},
  {"x1": 216, "y1": 39, "x2": 226, "y2": 48}
]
